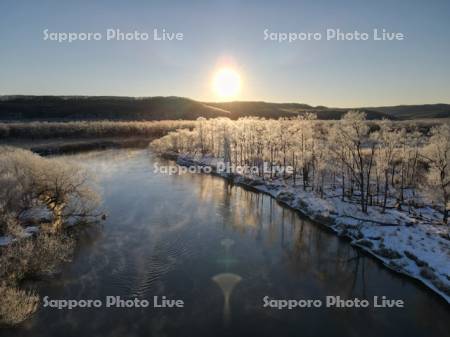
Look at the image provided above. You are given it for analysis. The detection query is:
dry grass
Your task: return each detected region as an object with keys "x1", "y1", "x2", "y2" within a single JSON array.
[
  {"x1": 0, "y1": 233, "x2": 75, "y2": 285},
  {"x1": 0, "y1": 233, "x2": 75, "y2": 325},
  {"x1": 0, "y1": 284, "x2": 39, "y2": 325},
  {"x1": 0, "y1": 239, "x2": 34, "y2": 286},
  {"x1": 29, "y1": 233, "x2": 75, "y2": 276}
]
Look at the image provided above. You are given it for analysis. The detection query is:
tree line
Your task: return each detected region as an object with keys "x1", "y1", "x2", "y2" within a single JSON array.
[
  {"x1": 0, "y1": 120, "x2": 195, "y2": 140},
  {"x1": 151, "y1": 112, "x2": 450, "y2": 223}
]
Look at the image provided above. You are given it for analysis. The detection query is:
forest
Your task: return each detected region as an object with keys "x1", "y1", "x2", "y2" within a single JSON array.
[{"x1": 152, "y1": 112, "x2": 450, "y2": 224}]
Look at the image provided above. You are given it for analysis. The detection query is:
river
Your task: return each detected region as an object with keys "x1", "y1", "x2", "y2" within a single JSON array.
[{"x1": 4, "y1": 149, "x2": 449, "y2": 337}]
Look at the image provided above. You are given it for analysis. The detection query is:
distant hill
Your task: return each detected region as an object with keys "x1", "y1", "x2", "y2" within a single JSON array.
[
  {"x1": 0, "y1": 96, "x2": 449, "y2": 121},
  {"x1": 364, "y1": 104, "x2": 450, "y2": 120},
  {"x1": 207, "y1": 101, "x2": 393, "y2": 120},
  {"x1": 0, "y1": 96, "x2": 230, "y2": 121}
]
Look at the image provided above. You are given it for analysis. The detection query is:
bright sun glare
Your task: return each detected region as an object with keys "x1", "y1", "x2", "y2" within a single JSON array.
[{"x1": 212, "y1": 68, "x2": 241, "y2": 99}]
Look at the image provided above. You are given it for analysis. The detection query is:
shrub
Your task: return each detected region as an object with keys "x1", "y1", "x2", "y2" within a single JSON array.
[
  {"x1": 0, "y1": 146, "x2": 97, "y2": 325},
  {"x1": 0, "y1": 146, "x2": 100, "y2": 233},
  {"x1": 0, "y1": 284, "x2": 39, "y2": 326},
  {"x1": 0, "y1": 233, "x2": 75, "y2": 325},
  {"x1": 0, "y1": 233, "x2": 75, "y2": 285}
]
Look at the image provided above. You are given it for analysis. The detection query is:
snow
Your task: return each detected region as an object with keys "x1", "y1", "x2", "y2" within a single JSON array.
[
  {"x1": 175, "y1": 153, "x2": 450, "y2": 303},
  {"x1": 24, "y1": 226, "x2": 39, "y2": 236},
  {"x1": 0, "y1": 235, "x2": 14, "y2": 246},
  {"x1": 0, "y1": 226, "x2": 40, "y2": 246}
]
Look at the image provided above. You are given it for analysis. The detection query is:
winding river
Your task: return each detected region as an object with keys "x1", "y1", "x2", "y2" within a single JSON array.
[{"x1": 4, "y1": 149, "x2": 449, "y2": 337}]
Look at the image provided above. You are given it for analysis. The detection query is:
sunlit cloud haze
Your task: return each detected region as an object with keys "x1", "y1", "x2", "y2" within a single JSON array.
[{"x1": 0, "y1": 0, "x2": 449, "y2": 107}]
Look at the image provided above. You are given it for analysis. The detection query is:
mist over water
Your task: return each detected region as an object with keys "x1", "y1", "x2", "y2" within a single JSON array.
[{"x1": 4, "y1": 149, "x2": 449, "y2": 337}]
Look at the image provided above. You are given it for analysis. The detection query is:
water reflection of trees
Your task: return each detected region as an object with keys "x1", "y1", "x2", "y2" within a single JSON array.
[{"x1": 207, "y1": 181, "x2": 368, "y2": 298}]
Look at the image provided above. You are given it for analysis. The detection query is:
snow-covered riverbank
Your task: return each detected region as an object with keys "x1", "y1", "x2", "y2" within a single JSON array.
[{"x1": 171, "y1": 153, "x2": 450, "y2": 303}]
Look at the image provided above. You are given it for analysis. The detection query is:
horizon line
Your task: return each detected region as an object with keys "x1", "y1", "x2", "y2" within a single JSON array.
[{"x1": 1, "y1": 94, "x2": 450, "y2": 110}]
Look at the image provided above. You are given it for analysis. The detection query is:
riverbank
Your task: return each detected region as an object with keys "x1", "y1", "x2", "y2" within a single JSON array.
[
  {"x1": 0, "y1": 119, "x2": 196, "y2": 155},
  {"x1": 169, "y1": 152, "x2": 450, "y2": 303},
  {"x1": 1, "y1": 137, "x2": 153, "y2": 155},
  {"x1": 0, "y1": 146, "x2": 104, "y2": 325}
]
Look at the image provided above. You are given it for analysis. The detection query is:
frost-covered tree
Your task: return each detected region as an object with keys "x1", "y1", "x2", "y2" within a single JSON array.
[
  {"x1": 421, "y1": 125, "x2": 450, "y2": 223},
  {"x1": 149, "y1": 116, "x2": 449, "y2": 218},
  {"x1": 330, "y1": 111, "x2": 376, "y2": 213},
  {"x1": 0, "y1": 147, "x2": 100, "y2": 233},
  {"x1": 372, "y1": 120, "x2": 400, "y2": 212}
]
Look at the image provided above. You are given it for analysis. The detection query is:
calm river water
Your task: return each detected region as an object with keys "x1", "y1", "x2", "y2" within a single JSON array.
[{"x1": 4, "y1": 149, "x2": 449, "y2": 337}]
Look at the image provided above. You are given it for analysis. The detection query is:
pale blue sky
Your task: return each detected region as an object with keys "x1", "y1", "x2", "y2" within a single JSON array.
[{"x1": 0, "y1": 0, "x2": 449, "y2": 107}]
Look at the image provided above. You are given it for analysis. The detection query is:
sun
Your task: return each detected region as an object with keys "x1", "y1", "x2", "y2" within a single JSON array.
[{"x1": 212, "y1": 68, "x2": 241, "y2": 99}]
